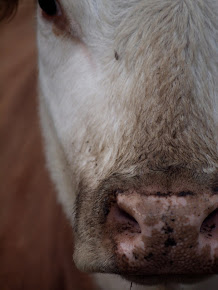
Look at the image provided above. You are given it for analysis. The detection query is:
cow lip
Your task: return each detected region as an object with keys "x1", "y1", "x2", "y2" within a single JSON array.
[{"x1": 121, "y1": 273, "x2": 212, "y2": 286}]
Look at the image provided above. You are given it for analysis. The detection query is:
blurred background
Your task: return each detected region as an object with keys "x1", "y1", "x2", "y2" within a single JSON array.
[{"x1": 0, "y1": 1, "x2": 94, "y2": 289}]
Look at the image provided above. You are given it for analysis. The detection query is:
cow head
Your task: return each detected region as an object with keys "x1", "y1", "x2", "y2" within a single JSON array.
[
  {"x1": 4, "y1": 0, "x2": 218, "y2": 287},
  {"x1": 38, "y1": 0, "x2": 218, "y2": 286}
]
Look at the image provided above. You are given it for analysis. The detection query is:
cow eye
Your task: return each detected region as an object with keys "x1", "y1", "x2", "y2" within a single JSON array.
[{"x1": 38, "y1": 0, "x2": 58, "y2": 16}]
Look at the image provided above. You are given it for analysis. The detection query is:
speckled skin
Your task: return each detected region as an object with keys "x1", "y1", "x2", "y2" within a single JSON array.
[{"x1": 106, "y1": 189, "x2": 218, "y2": 275}]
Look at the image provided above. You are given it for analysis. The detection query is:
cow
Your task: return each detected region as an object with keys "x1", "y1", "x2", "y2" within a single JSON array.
[{"x1": 2, "y1": 0, "x2": 218, "y2": 289}]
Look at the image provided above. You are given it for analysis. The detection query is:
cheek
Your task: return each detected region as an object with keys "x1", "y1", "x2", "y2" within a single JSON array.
[
  {"x1": 38, "y1": 32, "x2": 96, "y2": 114},
  {"x1": 37, "y1": 18, "x2": 121, "y2": 192},
  {"x1": 38, "y1": 34, "x2": 102, "y2": 156},
  {"x1": 50, "y1": 57, "x2": 97, "y2": 135}
]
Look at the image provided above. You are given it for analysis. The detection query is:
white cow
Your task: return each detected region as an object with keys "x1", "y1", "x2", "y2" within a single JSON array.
[{"x1": 4, "y1": 0, "x2": 218, "y2": 289}]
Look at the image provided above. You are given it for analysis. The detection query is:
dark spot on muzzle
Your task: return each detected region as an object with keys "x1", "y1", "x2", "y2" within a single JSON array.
[
  {"x1": 163, "y1": 226, "x2": 174, "y2": 234},
  {"x1": 212, "y1": 186, "x2": 218, "y2": 194},
  {"x1": 178, "y1": 191, "x2": 195, "y2": 197},
  {"x1": 144, "y1": 252, "x2": 153, "y2": 261},
  {"x1": 164, "y1": 237, "x2": 177, "y2": 247}
]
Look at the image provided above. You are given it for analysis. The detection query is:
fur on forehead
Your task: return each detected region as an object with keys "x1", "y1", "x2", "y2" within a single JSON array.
[{"x1": 115, "y1": 0, "x2": 218, "y2": 145}]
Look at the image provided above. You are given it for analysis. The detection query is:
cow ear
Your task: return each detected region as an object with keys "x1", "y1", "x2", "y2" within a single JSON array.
[{"x1": 0, "y1": 0, "x2": 19, "y2": 21}]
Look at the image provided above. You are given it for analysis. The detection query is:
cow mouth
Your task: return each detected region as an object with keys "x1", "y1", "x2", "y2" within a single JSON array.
[{"x1": 121, "y1": 273, "x2": 212, "y2": 286}]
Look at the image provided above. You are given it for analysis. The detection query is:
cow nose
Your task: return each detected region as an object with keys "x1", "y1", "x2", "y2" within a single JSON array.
[{"x1": 106, "y1": 190, "x2": 218, "y2": 275}]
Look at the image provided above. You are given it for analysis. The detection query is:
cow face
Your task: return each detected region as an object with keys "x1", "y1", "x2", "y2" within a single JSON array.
[{"x1": 37, "y1": 0, "x2": 218, "y2": 286}]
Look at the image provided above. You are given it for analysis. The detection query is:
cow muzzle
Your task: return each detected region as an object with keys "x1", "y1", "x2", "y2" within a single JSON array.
[{"x1": 106, "y1": 188, "x2": 218, "y2": 276}]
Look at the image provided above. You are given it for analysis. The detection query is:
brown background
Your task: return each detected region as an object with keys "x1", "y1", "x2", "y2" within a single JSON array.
[{"x1": 0, "y1": 1, "x2": 95, "y2": 289}]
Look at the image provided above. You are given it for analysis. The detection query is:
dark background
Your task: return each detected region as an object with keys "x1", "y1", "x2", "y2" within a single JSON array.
[{"x1": 0, "y1": 1, "x2": 95, "y2": 289}]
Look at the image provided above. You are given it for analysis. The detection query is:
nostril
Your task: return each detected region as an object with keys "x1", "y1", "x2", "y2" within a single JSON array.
[
  {"x1": 200, "y1": 208, "x2": 218, "y2": 240},
  {"x1": 118, "y1": 206, "x2": 141, "y2": 232},
  {"x1": 108, "y1": 203, "x2": 141, "y2": 234}
]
